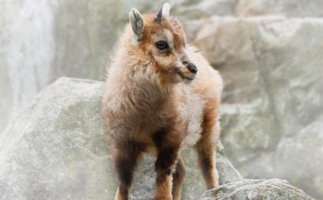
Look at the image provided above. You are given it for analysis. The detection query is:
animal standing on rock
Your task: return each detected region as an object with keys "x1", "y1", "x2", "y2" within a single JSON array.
[{"x1": 102, "y1": 3, "x2": 223, "y2": 200}]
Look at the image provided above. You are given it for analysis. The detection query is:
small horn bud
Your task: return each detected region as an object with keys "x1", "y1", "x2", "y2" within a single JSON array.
[
  {"x1": 155, "y1": 3, "x2": 170, "y2": 24},
  {"x1": 155, "y1": 4, "x2": 163, "y2": 24}
]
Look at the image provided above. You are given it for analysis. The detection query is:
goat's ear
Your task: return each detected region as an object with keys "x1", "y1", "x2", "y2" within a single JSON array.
[{"x1": 129, "y1": 8, "x2": 144, "y2": 41}]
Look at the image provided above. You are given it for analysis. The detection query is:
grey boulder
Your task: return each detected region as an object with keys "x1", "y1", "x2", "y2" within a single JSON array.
[
  {"x1": 275, "y1": 116, "x2": 323, "y2": 200},
  {"x1": 0, "y1": 77, "x2": 242, "y2": 200},
  {"x1": 200, "y1": 179, "x2": 314, "y2": 200}
]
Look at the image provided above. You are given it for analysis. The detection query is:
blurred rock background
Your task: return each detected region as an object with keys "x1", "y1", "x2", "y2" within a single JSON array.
[{"x1": 1, "y1": 0, "x2": 322, "y2": 199}]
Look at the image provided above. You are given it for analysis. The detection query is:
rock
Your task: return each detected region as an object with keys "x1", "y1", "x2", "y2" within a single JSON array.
[
  {"x1": 251, "y1": 18, "x2": 323, "y2": 138},
  {"x1": 235, "y1": 151, "x2": 275, "y2": 180},
  {"x1": 0, "y1": 77, "x2": 242, "y2": 200},
  {"x1": 214, "y1": 142, "x2": 243, "y2": 185},
  {"x1": 190, "y1": 17, "x2": 323, "y2": 107},
  {"x1": 220, "y1": 104, "x2": 277, "y2": 166},
  {"x1": 53, "y1": 0, "x2": 126, "y2": 80},
  {"x1": 236, "y1": 0, "x2": 323, "y2": 17},
  {"x1": 171, "y1": 0, "x2": 238, "y2": 20},
  {"x1": 0, "y1": 0, "x2": 56, "y2": 133},
  {"x1": 219, "y1": 103, "x2": 278, "y2": 179},
  {"x1": 220, "y1": 104, "x2": 279, "y2": 180},
  {"x1": 274, "y1": 116, "x2": 323, "y2": 200},
  {"x1": 190, "y1": 16, "x2": 323, "y2": 179},
  {"x1": 189, "y1": 17, "x2": 323, "y2": 199},
  {"x1": 187, "y1": 17, "x2": 265, "y2": 104},
  {"x1": 200, "y1": 179, "x2": 314, "y2": 200}
]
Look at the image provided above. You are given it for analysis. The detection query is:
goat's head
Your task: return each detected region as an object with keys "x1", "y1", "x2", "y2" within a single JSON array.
[{"x1": 129, "y1": 3, "x2": 198, "y2": 85}]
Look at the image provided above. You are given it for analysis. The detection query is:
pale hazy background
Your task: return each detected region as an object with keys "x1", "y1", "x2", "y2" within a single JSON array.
[{"x1": 1, "y1": 0, "x2": 323, "y2": 199}]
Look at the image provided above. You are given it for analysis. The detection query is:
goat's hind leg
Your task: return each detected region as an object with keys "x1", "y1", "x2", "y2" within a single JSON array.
[
  {"x1": 172, "y1": 156, "x2": 186, "y2": 200},
  {"x1": 112, "y1": 140, "x2": 143, "y2": 200},
  {"x1": 195, "y1": 116, "x2": 220, "y2": 190},
  {"x1": 196, "y1": 144, "x2": 219, "y2": 190}
]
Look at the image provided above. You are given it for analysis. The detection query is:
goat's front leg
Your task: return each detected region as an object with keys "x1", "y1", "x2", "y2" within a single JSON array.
[
  {"x1": 154, "y1": 147, "x2": 179, "y2": 200},
  {"x1": 153, "y1": 129, "x2": 181, "y2": 200},
  {"x1": 111, "y1": 139, "x2": 144, "y2": 200}
]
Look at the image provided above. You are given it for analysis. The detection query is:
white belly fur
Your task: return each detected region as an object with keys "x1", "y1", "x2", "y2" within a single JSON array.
[
  {"x1": 182, "y1": 104, "x2": 203, "y2": 148},
  {"x1": 179, "y1": 89, "x2": 204, "y2": 148}
]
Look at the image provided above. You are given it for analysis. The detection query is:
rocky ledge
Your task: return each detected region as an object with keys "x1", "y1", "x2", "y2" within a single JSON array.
[{"x1": 200, "y1": 179, "x2": 314, "y2": 200}]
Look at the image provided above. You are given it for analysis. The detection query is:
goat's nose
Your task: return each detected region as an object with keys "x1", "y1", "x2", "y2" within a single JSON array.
[{"x1": 187, "y1": 63, "x2": 198, "y2": 74}]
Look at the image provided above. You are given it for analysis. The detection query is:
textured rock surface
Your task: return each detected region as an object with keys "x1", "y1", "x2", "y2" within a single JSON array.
[
  {"x1": 190, "y1": 17, "x2": 323, "y2": 106},
  {"x1": 200, "y1": 179, "x2": 314, "y2": 200},
  {"x1": 236, "y1": 0, "x2": 323, "y2": 17},
  {"x1": 220, "y1": 104, "x2": 274, "y2": 156},
  {"x1": 0, "y1": 0, "x2": 55, "y2": 133},
  {"x1": 192, "y1": 15, "x2": 323, "y2": 173},
  {"x1": 274, "y1": 116, "x2": 323, "y2": 200},
  {"x1": 189, "y1": 17, "x2": 323, "y2": 198},
  {"x1": 0, "y1": 78, "x2": 242, "y2": 200}
]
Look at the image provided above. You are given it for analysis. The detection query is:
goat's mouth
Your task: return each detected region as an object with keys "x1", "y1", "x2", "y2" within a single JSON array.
[{"x1": 177, "y1": 71, "x2": 197, "y2": 81}]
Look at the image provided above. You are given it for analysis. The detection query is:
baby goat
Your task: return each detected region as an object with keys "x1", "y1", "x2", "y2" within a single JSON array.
[{"x1": 102, "y1": 3, "x2": 223, "y2": 200}]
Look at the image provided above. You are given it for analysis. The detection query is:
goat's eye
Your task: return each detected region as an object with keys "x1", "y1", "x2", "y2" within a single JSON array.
[{"x1": 155, "y1": 41, "x2": 169, "y2": 50}]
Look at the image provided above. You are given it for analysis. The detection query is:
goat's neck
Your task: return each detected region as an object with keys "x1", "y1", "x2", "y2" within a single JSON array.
[{"x1": 125, "y1": 61, "x2": 172, "y2": 105}]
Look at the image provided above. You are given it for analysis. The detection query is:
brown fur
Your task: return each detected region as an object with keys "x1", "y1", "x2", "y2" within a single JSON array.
[{"x1": 102, "y1": 4, "x2": 223, "y2": 200}]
